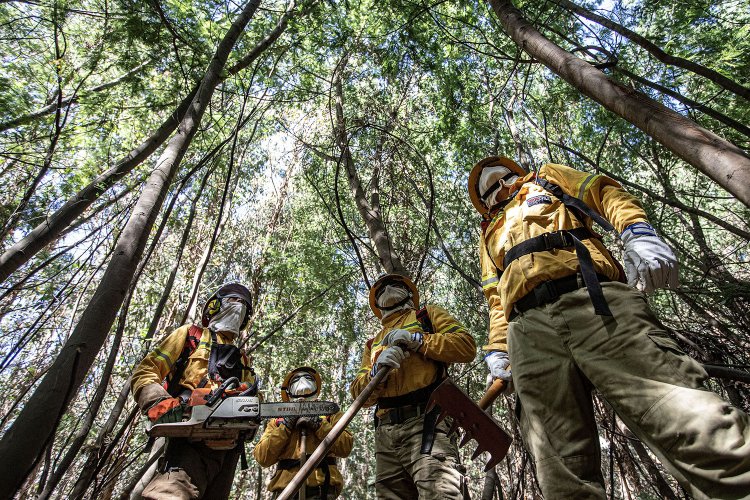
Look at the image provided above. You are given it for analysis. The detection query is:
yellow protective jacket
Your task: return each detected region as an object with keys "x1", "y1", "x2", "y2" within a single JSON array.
[
  {"x1": 131, "y1": 324, "x2": 256, "y2": 402},
  {"x1": 253, "y1": 412, "x2": 353, "y2": 492},
  {"x1": 480, "y1": 163, "x2": 648, "y2": 352},
  {"x1": 350, "y1": 305, "x2": 475, "y2": 414}
]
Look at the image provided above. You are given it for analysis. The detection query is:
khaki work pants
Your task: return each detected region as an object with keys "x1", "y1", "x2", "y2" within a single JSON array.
[
  {"x1": 509, "y1": 281, "x2": 750, "y2": 500},
  {"x1": 374, "y1": 413, "x2": 464, "y2": 499},
  {"x1": 142, "y1": 439, "x2": 241, "y2": 500}
]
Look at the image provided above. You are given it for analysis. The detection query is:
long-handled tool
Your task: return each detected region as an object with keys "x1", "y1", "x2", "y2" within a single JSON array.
[
  {"x1": 277, "y1": 367, "x2": 390, "y2": 500},
  {"x1": 426, "y1": 377, "x2": 512, "y2": 471},
  {"x1": 298, "y1": 427, "x2": 307, "y2": 500}
]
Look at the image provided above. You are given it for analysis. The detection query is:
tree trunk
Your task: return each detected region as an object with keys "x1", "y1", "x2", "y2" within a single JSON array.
[
  {"x1": 549, "y1": 0, "x2": 750, "y2": 101},
  {"x1": 0, "y1": 1, "x2": 262, "y2": 495},
  {"x1": 332, "y1": 55, "x2": 408, "y2": 277},
  {"x1": 487, "y1": 0, "x2": 750, "y2": 208}
]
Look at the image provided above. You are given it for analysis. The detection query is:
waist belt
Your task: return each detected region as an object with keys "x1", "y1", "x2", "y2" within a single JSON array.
[
  {"x1": 377, "y1": 375, "x2": 443, "y2": 409},
  {"x1": 510, "y1": 273, "x2": 611, "y2": 320},
  {"x1": 278, "y1": 456, "x2": 336, "y2": 498},
  {"x1": 277, "y1": 456, "x2": 337, "y2": 470},
  {"x1": 503, "y1": 228, "x2": 613, "y2": 317},
  {"x1": 377, "y1": 403, "x2": 427, "y2": 427}
]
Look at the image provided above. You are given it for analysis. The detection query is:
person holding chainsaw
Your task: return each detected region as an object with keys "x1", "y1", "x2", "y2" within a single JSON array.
[
  {"x1": 350, "y1": 273, "x2": 476, "y2": 499},
  {"x1": 254, "y1": 367, "x2": 353, "y2": 499},
  {"x1": 469, "y1": 156, "x2": 750, "y2": 499},
  {"x1": 131, "y1": 283, "x2": 259, "y2": 500}
]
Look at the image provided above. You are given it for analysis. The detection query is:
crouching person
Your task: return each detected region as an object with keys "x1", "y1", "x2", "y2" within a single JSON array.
[
  {"x1": 131, "y1": 283, "x2": 258, "y2": 500},
  {"x1": 254, "y1": 367, "x2": 353, "y2": 499}
]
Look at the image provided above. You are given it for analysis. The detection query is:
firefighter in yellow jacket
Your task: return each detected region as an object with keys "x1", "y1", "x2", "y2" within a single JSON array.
[
  {"x1": 350, "y1": 274, "x2": 476, "y2": 499},
  {"x1": 131, "y1": 283, "x2": 258, "y2": 500},
  {"x1": 254, "y1": 367, "x2": 352, "y2": 499},
  {"x1": 470, "y1": 156, "x2": 750, "y2": 499}
]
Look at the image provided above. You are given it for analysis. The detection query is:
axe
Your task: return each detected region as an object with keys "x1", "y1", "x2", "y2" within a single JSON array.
[{"x1": 426, "y1": 377, "x2": 513, "y2": 471}]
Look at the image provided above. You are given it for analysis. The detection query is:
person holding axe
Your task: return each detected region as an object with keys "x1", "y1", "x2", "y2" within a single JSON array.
[
  {"x1": 469, "y1": 156, "x2": 750, "y2": 499},
  {"x1": 350, "y1": 273, "x2": 476, "y2": 499},
  {"x1": 254, "y1": 367, "x2": 353, "y2": 499},
  {"x1": 131, "y1": 283, "x2": 259, "y2": 500}
]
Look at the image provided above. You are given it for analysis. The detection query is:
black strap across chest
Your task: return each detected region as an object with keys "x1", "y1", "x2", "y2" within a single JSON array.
[{"x1": 487, "y1": 177, "x2": 615, "y2": 316}]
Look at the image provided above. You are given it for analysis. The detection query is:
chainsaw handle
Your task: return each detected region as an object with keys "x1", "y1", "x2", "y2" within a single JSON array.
[
  {"x1": 478, "y1": 379, "x2": 506, "y2": 410},
  {"x1": 205, "y1": 377, "x2": 240, "y2": 407}
]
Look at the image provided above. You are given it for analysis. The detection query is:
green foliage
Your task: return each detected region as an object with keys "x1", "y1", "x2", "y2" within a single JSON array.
[{"x1": 0, "y1": 0, "x2": 748, "y2": 498}]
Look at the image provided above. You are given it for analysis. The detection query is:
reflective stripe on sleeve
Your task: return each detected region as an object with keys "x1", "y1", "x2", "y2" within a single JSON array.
[
  {"x1": 152, "y1": 348, "x2": 175, "y2": 370},
  {"x1": 481, "y1": 275, "x2": 499, "y2": 290},
  {"x1": 577, "y1": 173, "x2": 599, "y2": 200}
]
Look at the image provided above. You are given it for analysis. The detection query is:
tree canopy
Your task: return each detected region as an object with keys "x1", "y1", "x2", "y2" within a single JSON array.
[{"x1": 0, "y1": 0, "x2": 748, "y2": 498}]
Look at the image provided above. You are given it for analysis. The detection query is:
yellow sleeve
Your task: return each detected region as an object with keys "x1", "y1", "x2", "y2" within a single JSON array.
[
  {"x1": 253, "y1": 419, "x2": 293, "y2": 467},
  {"x1": 418, "y1": 305, "x2": 476, "y2": 363},
  {"x1": 349, "y1": 340, "x2": 383, "y2": 408},
  {"x1": 543, "y1": 163, "x2": 649, "y2": 233},
  {"x1": 480, "y1": 232, "x2": 509, "y2": 352},
  {"x1": 131, "y1": 325, "x2": 191, "y2": 402},
  {"x1": 315, "y1": 412, "x2": 353, "y2": 458}
]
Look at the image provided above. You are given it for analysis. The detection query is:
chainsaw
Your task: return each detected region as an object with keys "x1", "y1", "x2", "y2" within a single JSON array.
[{"x1": 148, "y1": 377, "x2": 340, "y2": 440}]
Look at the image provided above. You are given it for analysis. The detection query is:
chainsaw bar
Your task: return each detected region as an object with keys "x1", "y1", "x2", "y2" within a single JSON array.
[
  {"x1": 426, "y1": 378, "x2": 512, "y2": 471},
  {"x1": 148, "y1": 398, "x2": 340, "y2": 439},
  {"x1": 260, "y1": 401, "x2": 340, "y2": 418}
]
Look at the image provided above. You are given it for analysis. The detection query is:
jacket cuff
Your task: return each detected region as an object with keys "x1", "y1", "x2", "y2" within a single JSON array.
[{"x1": 136, "y1": 383, "x2": 170, "y2": 411}]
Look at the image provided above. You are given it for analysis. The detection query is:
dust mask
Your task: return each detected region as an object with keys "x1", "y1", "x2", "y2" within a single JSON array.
[
  {"x1": 208, "y1": 301, "x2": 246, "y2": 336},
  {"x1": 376, "y1": 285, "x2": 413, "y2": 320},
  {"x1": 288, "y1": 373, "x2": 317, "y2": 400},
  {"x1": 479, "y1": 166, "x2": 519, "y2": 207}
]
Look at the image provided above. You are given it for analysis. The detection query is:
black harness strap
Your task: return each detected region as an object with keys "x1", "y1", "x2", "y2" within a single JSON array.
[
  {"x1": 502, "y1": 227, "x2": 592, "y2": 269},
  {"x1": 492, "y1": 178, "x2": 616, "y2": 316},
  {"x1": 536, "y1": 179, "x2": 614, "y2": 231}
]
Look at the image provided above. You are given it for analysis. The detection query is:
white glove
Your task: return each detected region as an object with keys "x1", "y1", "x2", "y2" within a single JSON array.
[
  {"x1": 485, "y1": 351, "x2": 512, "y2": 381},
  {"x1": 621, "y1": 222, "x2": 679, "y2": 293},
  {"x1": 371, "y1": 346, "x2": 410, "y2": 377},
  {"x1": 382, "y1": 328, "x2": 423, "y2": 351}
]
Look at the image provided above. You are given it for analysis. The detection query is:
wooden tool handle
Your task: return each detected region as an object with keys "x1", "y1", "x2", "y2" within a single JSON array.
[
  {"x1": 277, "y1": 367, "x2": 390, "y2": 500},
  {"x1": 478, "y1": 379, "x2": 506, "y2": 410}
]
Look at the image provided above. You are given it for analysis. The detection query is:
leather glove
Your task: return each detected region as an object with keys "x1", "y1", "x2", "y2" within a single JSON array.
[
  {"x1": 282, "y1": 416, "x2": 299, "y2": 429},
  {"x1": 137, "y1": 383, "x2": 171, "y2": 412},
  {"x1": 382, "y1": 328, "x2": 423, "y2": 351},
  {"x1": 370, "y1": 346, "x2": 410, "y2": 377},
  {"x1": 485, "y1": 351, "x2": 512, "y2": 381},
  {"x1": 297, "y1": 416, "x2": 322, "y2": 431},
  {"x1": 621, "y1": 222, "x2": 679, "y2": 293},
  {"x1": 147, "y1": 397, "x2": 183, "y2": 423}
]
